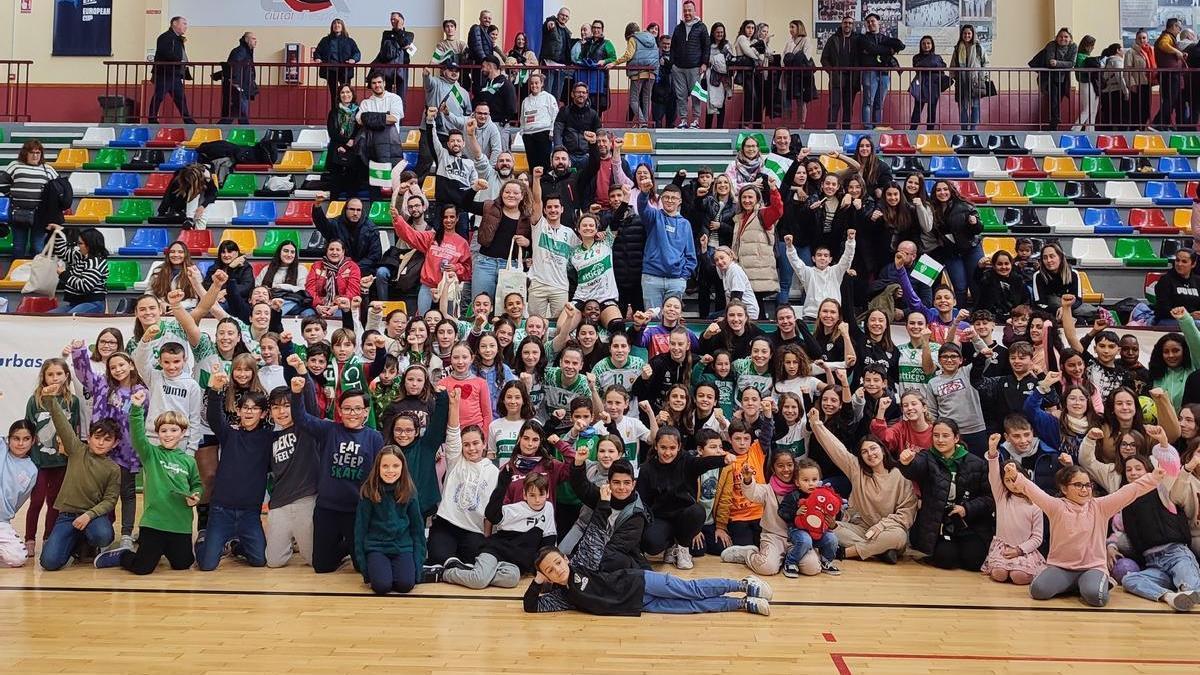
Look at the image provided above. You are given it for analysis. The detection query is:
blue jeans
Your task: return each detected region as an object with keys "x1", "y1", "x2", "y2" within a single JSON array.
[
  {"x1": 959, "y1": 98, "x2": 981, "y2": 130},
  {"x1": 1121, "y1": 543, "x2": 1200, "y2": 602},
  {"x1": 40, "y1": 512, "x2": 114, "y2": 571},
  {"x1": 785, "y1": 527, "x2": 838, "y2": 567},
  {"x1": 641, "y1": 274, "x2": 687, "y2": 312},
  {"x1": 10, "y1": 224, "x2": 41, "y2": 260},
  {"x1": 861, "y1": 71, "x2": 890, "y2": 129},
  {"x1": 49, "y1": 300, "x2": 106, "y2": 314},
  {"x1": 197, "y1": 504, "x2": 267, "y2": 571},
  {"x1": 775, "y1": 241, "x2": 795, "y2": 308},
  {"x1": 544, "y1": 67, "x2": 565, "y2": 101},
  {"x1": 418, "y1": 284, "x2": 435, "y2": 314},
  {"x1": 640, "y1": 570, "x2": 744, "y2": 614},
  {"x1": 472, "y1": 254, "x2": 505, "y2": 305},
  {"x1": 940, "y1": 242, "x2": 984, "y2": 308},
  {"x1": 366, "y1": 550, "x2": 418, "y2": 595},
  {"x1": 280, "y1": 300, "x2": 317, "y2": 317}
]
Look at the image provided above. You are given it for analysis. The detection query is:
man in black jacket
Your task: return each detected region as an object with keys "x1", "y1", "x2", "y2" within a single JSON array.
[
  {"x1": 466, "y1": 10, "x2": 496, "y2": 96},
  {"x1": 858, "y1": 13, "x2": 905, "y2": 130},
  {"x1": 217, "y1": 33, "x2": 257, "y2": 125},
  {"x1": 312, "y1": 195, "x2": 387, "y2": 301},
  {"x1": 820, "y1": 15, "x2": 859, "y2": 130},
  {"x1": 540, "y1": 8, "x2": 573, "y2": 100},
  {"x1": 475, "y1": 57, "x2": 518, "y2": 127},
  {"x1": 669, "y1": 0, "x2": 710, "y2": 129},
  {"x1": 554, "y1": 83, "x2": 601, "y2": 168},
  {"x1": 148, "y1": 16, "x2": 195, "y2": 124},
  {"x1": 373, "y1": 12, "x2": 415, "y2": 102}
]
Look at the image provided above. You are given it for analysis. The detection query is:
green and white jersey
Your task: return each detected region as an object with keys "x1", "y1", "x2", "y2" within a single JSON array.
[
  {"x1": 775, "y1": 420, "x2": 806, "y2": 456},
  {"x1": 529, "y1": 217, "x2": 580, "y2": 290},
  {"x1": 600, "y1": 415, "x2": 651, "y2": 466},
  {"x1": 126, "y1": 319, "x2": 206, "y2": 373},
  {"x1": 543, "y1": 366, "x2": 591, "y2": 414},
  {"x1": 569, "y1": 230, "x2": 618, "y2": 302},
  {"x1": 897, "y1": 341, "x2": 938, "y2": 396},
  {"x1": 592, "y1": 354, "x2": 646, "y2": 406},
  {"x1": 487, "y1": 416, "x2": 524, "y2": 465},
  {"x1": 733, "y1": 358, "x2": 774, "y2": 399},
  {"x1": 456, "y1": 319, "x2": 494, "y2": 341}
]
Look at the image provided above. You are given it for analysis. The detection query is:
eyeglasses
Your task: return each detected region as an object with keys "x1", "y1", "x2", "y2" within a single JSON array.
[
  {"x1": 341, "y1": 406, "x2": 367, "y2": 414},
  {"x1": 1067, "y1": 482, "x2": 1093, "y2": 490},
  {"x1": 1119, "y1": 440, "x2": 1139, "y2": 448},
  {"x1": 97, "y1": 338, "x2": 120, "y2": 346},
  {"x1": 394, "y1": 427, "x2": 417, "y2": 436},
  {"x1": 240, "y1": 404, "x2": 262, "y2": 412}
]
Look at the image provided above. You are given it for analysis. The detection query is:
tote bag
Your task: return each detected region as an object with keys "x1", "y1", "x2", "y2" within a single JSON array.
[
  {"x1": 494, "y1": 237, "x2": 528, "y2": 303},
  {"x1": 22, "y1": 230, "x2": 63, "y2": 297}
]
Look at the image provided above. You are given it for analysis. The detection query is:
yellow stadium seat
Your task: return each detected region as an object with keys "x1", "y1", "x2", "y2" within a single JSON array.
[
  {"x1": 273, "y1": 150, "x2": 314, "y2": 172},
  {"x1": 916, "y1": 133, "x2": 952, "y2": 154},
  {"x1": 326, "y1": 200, "x2": 346, "y2": 219},
  {"x1": 512, "y1": 152, "x2": 530, "y2": 175},
  {"x1": 1078, "y1": 271, "x2": 1104, "y2": 304},
  {"x1": 379, "y1": 300, "x2": 407, "y2": 316},
  {"x1": 1042, "y1": 156, "x2": 1086, "y2": 179},
  {"x1": 622, "y1": 132, "x2": 653, "y2": 153},
  {"x1": 820, "y1": 154, "x2": 849, "y2": 173},
  {"x1": 982, "y1": 237, "x2": 1016, "y2": 259},
  {"x1": 402, "y1": 130, "x2": 421, "y2": 151},
  {"x1": 183, "y1": 128, "x2": 222, "y2": 149},
  {"x1": 422, "y1": 175, "x2": 435, "y2": 200},
  {"x1": 51, "y1": 148, "x2": 89, "y2": 170},
  {"x1": 64, "y1": 198, "x2": 114, "y2": 223},
  {"x1": 984, "y1": 180, "x2": 1029, "y2": 205},
  {"x1": 1134, "y1": 134, "x2": 1176, "y2": 156},
  {"x1": 0, "y1": 259, "x2": 31, "y2": 291},
  {"x1": 207, "y1": 228, "x2": 258, "y2": 256},
  {"x1": 1174, "y1": 208, "x2": 1193, "y2": 231}
]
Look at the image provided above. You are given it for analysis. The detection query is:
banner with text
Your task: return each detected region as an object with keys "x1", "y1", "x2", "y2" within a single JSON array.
[
  {"x1": 168, "y1": 0, "x2": 443, "y2": 29},
  {"x1": 52, "y1": 0, "x2": 113, "y2": 57}
]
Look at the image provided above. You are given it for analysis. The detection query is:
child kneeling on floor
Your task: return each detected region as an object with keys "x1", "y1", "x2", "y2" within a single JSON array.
[
  {"x1": 524, "y1": 490, "x2": 774, "y2": 616},
  {"x1": 94, "y1": 391, "x2": 201, "y2": 573},
  {"x1": 354, "y1": 446, "x2": 426, "y2": 595},
  {"x1": 440, "y1": 471, "x2": 556, "y2": 589}
]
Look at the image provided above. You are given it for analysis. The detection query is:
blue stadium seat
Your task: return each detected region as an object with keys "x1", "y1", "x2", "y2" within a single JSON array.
[
  {"x1": 842, "y1": 132, "x2": 871, "y2": 155},
  {"x1": 1083, "y1": 207, "x2": 1134, "y2": 234},
  {"x1": 1145, "y1": 181, "x2": 1193, "y2": 207},
  {"x1": 195, "y1": 260, "x2": 215, "y2": 277},
  {"x1": 929, "y1": 156, "x2": 970, "y2": 178},
  {"x1": 108, "y1": 127, "x2": 150, "y2": 148},
  {"x1": 404, "y1": 151, "x2": 418, "y2": 167},
  {"x1": 231, "y1": 201, "x2": 277, "y2": 226},
  {"x1": 117, "y1": 227, "x2": 170, "y2": 255},
  {"x1": 1059, "y1": 134, "x2": 1101, "y2": 156},
  {"x1": 0, "y1": 196, "x2": 8, "y2": 223},
  {"x1": 625, "y1": 153, "x2": 656, "y2": 172},
  {"x1": 92, "y1": 172, "x2": 141, "y2": 197},
  {"x1": 1157, "y1": 156, "x2": 1200, "y2": 179},
  {"x1": 159, "y1": 147, "x2": 198, "y2": 171}
]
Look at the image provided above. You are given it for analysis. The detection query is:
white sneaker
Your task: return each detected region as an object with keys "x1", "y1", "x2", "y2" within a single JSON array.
[
  {"x1": 745, "y1": 597, "x2": 771, "y2": 616},
  {"x1": 673, "y1": 544, "x2": 694, "y2": 570},
  {"x1": 742, "y1": 575, "x2": 774, "y2": 601},
  {"x1": 720, "y1": 545, "x2": 756, "y2": 564},
  {"x1": 662, "y1": 545, "x2": 677, "y2": 565},
  {"x1": 675, "y1": 120, "x2": 688, "y2": 129},
  {"x1": 688, "y1": 120, "x2": 700, "y2": 129},
  {"x1": 120, "y1": 535, "x2": 134, "y2": 550},
  {"x1": 1165, "y1": 591, "x2": 1196, "y2": 612}
]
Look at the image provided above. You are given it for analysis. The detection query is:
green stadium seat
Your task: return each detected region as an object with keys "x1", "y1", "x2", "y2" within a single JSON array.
[
  {"x1": 1022, "y1": 180, "x2": 1070, "y2": 205},
  {"x1": 253, "y1": 229, "x2": 301, "y2": 257},
  {"x1": 105, "y1": 199, "x2": 154, "y2": 225},
  {"x1": 0, "y1": 228, "x2": 12, "y2": 253},
  {"x1": 227, "y1": 128, "x2": 258, "y2": 147},
  {"x1": 217, "y1": 174, "x2": 258, "y2": 198},
  {"x1": 1170, "y1": 134, "x2": 1200, "y2": 156},
  {"x1": 82, "y1": 148, "x2": 128, "y2": 170},
  {"x1": 978, "y1": 207, "x2": 1005, "y2": 233},
  {"x1": 1080, "y1": 156, "x2": 1125, "y2": 179},
  {"x1": 734, "y1": 132, "x2": 769, "y2": 154},
  {"x1": 368, "y1": 201, "x2": 391, "y2": 225},
  {"x1": 106, "y1": 260, "x2": 142, "y2": 290},
  {"x1": 312, "y1": 150, "x2": 327, "y2": 172},
  {"x1": 1113, "y1": 238, "x2": 1168, "y2": 267}
]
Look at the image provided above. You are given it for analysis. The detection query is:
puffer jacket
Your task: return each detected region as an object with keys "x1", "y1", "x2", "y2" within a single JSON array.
[
  {"x1": 932, "y1": 198, "x2": 980, "y2": 256},
  {"x1": 702, "y1": 194, "x2": 737, "y2": 246},
  {"x1": 897, "y1": 447, "x2": 994, "y2": 555},
  {"x1": 731, "y1": 185, "x2": 784, "y2": 293},
  {"x1": 605, "y1": 203, "x2": 644, "y2": 293}
]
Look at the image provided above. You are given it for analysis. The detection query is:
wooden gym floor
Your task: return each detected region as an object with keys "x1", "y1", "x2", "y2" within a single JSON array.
[{"x1": 2, "y1": 507, "x2": 1198, "y2": 674}]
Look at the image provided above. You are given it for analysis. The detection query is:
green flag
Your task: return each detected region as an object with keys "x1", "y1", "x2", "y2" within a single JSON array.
[
  {"x1": 762, "y1": 153, "x2": 793, "y2": 185},
  {"x1": 910, "y1": 255, "x2": 945, "y2": 287},
  {"x1": 449, "y1": 85, "x2": 467, "y2": 111},
  {"x1": 432, "y1": 45, "x2": 452, "y2": 63},
  {"x1": 690, "y1": 81, "x2": 709, "y2": 102},
  {"x1": 368, "y1": 161, "x2": 392, "y2": 188}
]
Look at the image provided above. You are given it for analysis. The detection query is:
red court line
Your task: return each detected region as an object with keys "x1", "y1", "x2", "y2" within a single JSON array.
[
  {"x1": 829, "y1": 652, "x2": 1200, "y2": 673},
  {"x1": 822, "y1": 632, "x2": 837, "y2": 642}
]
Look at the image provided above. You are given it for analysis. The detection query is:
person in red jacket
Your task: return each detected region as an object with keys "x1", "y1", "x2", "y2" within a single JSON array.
[
  {"x1": 391, "y1": 204, "x2": 472, "y2": 314},
  {"x1": 306, "y1": 239, "x2": 361, "y2": 318}
]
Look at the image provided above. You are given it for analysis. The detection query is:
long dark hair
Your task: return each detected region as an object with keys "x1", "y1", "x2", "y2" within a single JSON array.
[
  {"x1": 263, "y1": 241, "x2": 300, "y2": 287},
  {"x1": 77, "y1": 228, "x2": 108, "y2": 259},
  {"x1": 710, "y1": 22, "x2": 728, "y2": 50},
  {"x1": 360, "y1": 445, "x2": 416, "y2": 503},
  {"x1": 1149, "y1": 332, "x2": 1189, "y2": 382},
  {"x1": 497, "y1": 379, "x2": 535, "y2": 419}
]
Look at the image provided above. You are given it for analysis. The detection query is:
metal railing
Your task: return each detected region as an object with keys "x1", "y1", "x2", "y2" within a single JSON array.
[
  {"x1": 99, "y1": 60, "x2": 1182, "y2": 131},
  {"x1": 0, "y1": 61, "x2": 32, "y2": 122}
]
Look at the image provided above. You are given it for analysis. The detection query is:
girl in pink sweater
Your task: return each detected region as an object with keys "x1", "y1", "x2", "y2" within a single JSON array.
[
  {"x1": 1007, "y1": 461, "x2": 1163, "y2": 607},
  {"x1": 438, "y1": 343, "x2": 492, "y2": 440},
  {"x1": 982, "y1": 435, "x2": 1046, "y2": 585}
]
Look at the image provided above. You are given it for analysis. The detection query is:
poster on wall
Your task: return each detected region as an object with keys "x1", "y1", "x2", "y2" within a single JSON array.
[
  {"x1": 1120, "y1": 0, "x2": 1191, "y2": 46},
  {"x1": 168, "y1": 0, "x2": 443, "y2": 28},
  {"x1": 51, "y1": 0, "x2": 113, "y2": 56},
  {"x1": 815, "y1": 0, "x2": 994, "y2": 54}
]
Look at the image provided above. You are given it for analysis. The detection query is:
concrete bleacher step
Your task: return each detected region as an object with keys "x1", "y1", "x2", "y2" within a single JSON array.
[{"x1": 652, "y1": 130, "x2": 736, "y2": 177}]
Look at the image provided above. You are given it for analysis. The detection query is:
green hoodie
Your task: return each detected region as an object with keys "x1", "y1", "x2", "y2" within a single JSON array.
[
  {"x1": 353, "y1": 481, "x2": 426, "y2": 579},
  {"x1": 932, "y1": 444, "x2": 969, "y2": 474},
  {"x1": 130, "y1": 405, "x2": 202, "y2": 534}
]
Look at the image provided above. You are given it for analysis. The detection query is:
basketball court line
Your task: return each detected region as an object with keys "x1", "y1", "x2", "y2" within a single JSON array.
[{"x1": 829, "y1": 652, "x2": 1200, "y2": 675}]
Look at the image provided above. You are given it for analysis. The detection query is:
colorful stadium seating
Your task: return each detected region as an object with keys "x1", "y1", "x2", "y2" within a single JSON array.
[
  {"x1": 64, "y1": 198, "x2": 113, "y2": 224},
  {"x1": 232, "y1": 201, "x2": 277, "y2": 226},
  {"x1": 109, "y1": 127, "x2": 150, "y2": 148},
  {"x1": 105, "y1": 199, "x2": 154, "y2": 225},
  {"x1": 134, "y1": 173, "x2": 172, "y2": 197},
  {"x1": 147, "y1": 127, "x2": 186, "y2": 148},
  {"x1": 92, "y1": 172, "x2": 140, "y2": 197},
  {"x1": 117, "y1": 227, "x2": 170, "y2": 255},
  {"x1": 176, "y1": 230, "x2": 213, "y2": 255},
  {"x1": 253, "y1": 229, "x2": 301, "y2": 257}
]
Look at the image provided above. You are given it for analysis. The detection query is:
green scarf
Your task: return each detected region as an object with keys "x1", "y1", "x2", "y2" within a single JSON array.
[{"x1": 932, "y1": 444, "x2": 969, "y2": 473}]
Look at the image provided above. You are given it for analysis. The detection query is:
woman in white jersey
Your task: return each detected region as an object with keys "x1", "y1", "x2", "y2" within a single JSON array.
[{"x1": 567, "y1": 212, "x2": 626, "y2": 336}]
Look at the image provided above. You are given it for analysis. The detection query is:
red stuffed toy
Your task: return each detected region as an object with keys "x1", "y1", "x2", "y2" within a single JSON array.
[{"x1": 794, "y1": 485, "x2": 842, "y2": 539}]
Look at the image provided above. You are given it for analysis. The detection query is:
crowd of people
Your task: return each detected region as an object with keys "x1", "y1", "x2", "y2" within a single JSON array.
[{"x1": 6, "y1": 10, "x2": 1200, "y2": 619}]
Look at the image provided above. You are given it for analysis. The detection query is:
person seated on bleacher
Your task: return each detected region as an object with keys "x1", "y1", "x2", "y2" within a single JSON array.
[
  {"x1": 148, "y1": 241, "x2": 202, "y2": 311},
  {"x1": 158, "y1": 164, "x2": 216, "y2": 229},
  {"x1": 46, "y1": 225, "x2": 108, "y2": 315},
  {"x1": 203, "y1": 239, "x2": 255, "y2": 309},
  {"x1": 306, "y1": 239, "x2": 361, "y2": 320},
  {"x1": 312, "y1": 194, "x2": 385, "y2": 302},
  {"x1": 1152, "y1": 249, "x2": 1200, "y2": 327}
]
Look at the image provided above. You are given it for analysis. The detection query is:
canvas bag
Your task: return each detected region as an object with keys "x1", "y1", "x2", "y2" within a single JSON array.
[
  {"x1": 495, "y1": 237, "x2": 528, "y2": 303},
  {"x1": 22, "y1": 229, "x2": 63, "y2": 296}
]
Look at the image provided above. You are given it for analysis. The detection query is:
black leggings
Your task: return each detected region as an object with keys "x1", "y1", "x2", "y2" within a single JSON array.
[
  {"x1": 523, "y1": 130, "x2": 553, "y2": 174},
  {"x1": 555, "y1": 502, "x2": 582, "y2": 543},
  {"x1": 120, "y1": 527, "x2": 194, "y2": 575},
  {"x1": 426, "y1": 516, "x2": 486, "y2": 565},
  {"x1": 641, "y1": 503, "x2": 706, "y2": 555},
  {"x1": 726, "y1": 520, "x2": 762, "y2": 547},
  {"x1": 929, "y1": 532, "x2": 989, "y2": 572},
  {"x1": 313, "y1": 505, "x2": 356, "y2": 574}
]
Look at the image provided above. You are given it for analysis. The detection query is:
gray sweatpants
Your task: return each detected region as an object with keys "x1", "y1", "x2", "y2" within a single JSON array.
[
  {"x1": 443, "y1": 552, "x2": 521, "y2": 590},
  {"x1": 672, "y1": 66, "x2": 701, "y2": 123},
  {"x1": 1030, "y1": 565, "x2": 1110, "y2": 607},
  {"x1": 266, "y1": 495, "x2": 315, "y2": 568}
]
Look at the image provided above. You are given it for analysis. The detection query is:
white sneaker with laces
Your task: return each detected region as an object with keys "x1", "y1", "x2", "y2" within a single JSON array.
[
  {"x1": 663, "y1": 545, "x2": 677, "y2": 565},
  {"x1": 720, "y1": 545, "x2": 756, "y2": 564},
  {"x1": 673, "y1": 544, "x2": 694, "y2": 570}
]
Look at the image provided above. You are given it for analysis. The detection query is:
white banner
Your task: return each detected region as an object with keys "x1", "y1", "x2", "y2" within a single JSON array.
[{"x1": 168, "y1": 0, "x2": 444, "y2": 29}]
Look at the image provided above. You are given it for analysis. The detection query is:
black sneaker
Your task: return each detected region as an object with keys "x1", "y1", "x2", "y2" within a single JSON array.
[
  {"x1": 443, "y1": 556, "x2": 472, "y2": 572},
  {"x1": 877, "y1": 549, "x2": 900, "y2": 565},
  {"x1": 421, "y1": 564, "x2": 444, "y2": 583}
]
